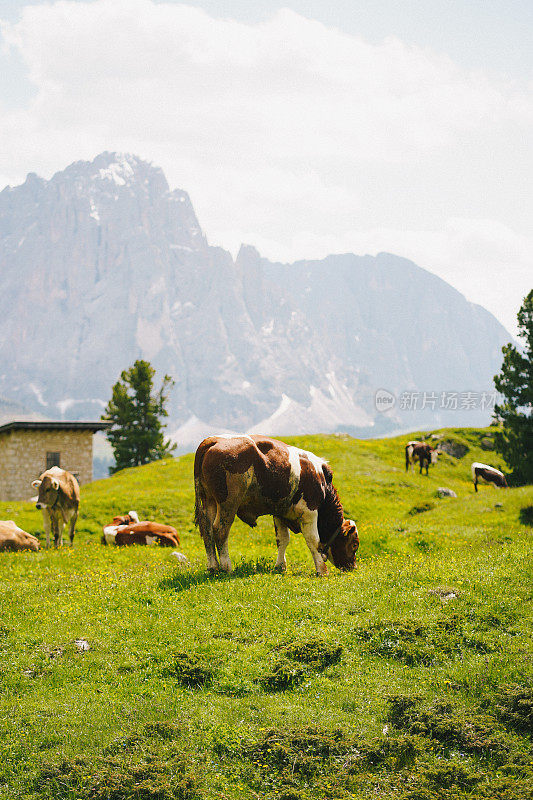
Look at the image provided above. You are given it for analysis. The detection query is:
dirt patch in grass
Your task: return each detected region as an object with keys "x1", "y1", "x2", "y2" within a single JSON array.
[
  {"x1": 257, "y1": 638, "x2": 343, "y2": 692},
  {"x1": 423, "y1": 762, "x2": 482, "y2": 790},
  {"x1": 220, "y1": 718, "x2": 533, "y2": 800},
  {"x1": 257, "y1": 659, "x2": 309, "y2": 692},
  {"x1": 243, "y1": 726, "x2": 358, "y2": 778},
  {"x1": 34, "y1": 752, "x2": 201, "y2": 800},
  {"x1": 33, "y1": 720, "x2": 203, "y2": 799},
  {"x1": 408, "y1": 502, "x2": 435, "y2": 516},
  {"x1": 350, "y1": 734, "x2": 423, "y2": 771},
  {"x1": 162, "y1": 653, "x2": 215, "y2": 688},
  {"x1": 495, "y1": 682, "x2": 533, "y2": 735},
  {"x1": 428, "y1": 587, "x2": 460, "y2": 601},
  {"x1": 354, "y1": 614, "x2": 494, "y2": 666},
  {"x1": 386, "y1": 695, "x2": 514, "y2": 758},
  {"x1": 277, "y1": 638, "x2": 343, "y2": 670}
]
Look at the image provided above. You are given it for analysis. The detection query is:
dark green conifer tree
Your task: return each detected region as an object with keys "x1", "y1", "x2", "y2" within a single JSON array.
[
  {"x1": 493, "y1": 290, "x2": 533, "y2": 484},
  {"x1": 102, "y1": 360, "x2": 175, "y2": 474}
]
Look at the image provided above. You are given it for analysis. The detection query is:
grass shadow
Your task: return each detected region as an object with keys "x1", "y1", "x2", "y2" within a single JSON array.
[
  {"x1": 159, "y1": 556, "x2": 274, "y2": 592},
  {"x1": 519, "y1": 506, "x2": 533, "y2": 526}
]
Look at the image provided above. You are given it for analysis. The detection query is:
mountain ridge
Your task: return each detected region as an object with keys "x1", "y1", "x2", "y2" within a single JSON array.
[{"x1": 0, "y1": 152, "x2": 510, "y2": 451}]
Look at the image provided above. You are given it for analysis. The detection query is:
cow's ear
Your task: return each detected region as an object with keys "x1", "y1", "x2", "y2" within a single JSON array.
[
  {"x1": 31, "y1": 479, "x2": 42, "y2": 488},
  {"x1": 51, "y1": 478, "x2": 59, "y2": 490},
  {"x1": 342, "y1": 519, "x2": 357, "y2": 536}
]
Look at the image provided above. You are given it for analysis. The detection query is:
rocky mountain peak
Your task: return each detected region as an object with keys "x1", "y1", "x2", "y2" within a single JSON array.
[{"x1": 0, "y1": 153, "x2": 512, "y2": 451}]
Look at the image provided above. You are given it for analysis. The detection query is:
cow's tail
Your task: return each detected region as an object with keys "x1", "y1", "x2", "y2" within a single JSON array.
[
  {"x1": 194, "y1": 478, "x2": 204, "y2": 528},
  {"x1": 193, "y1": 442, "x2": 209, "y2": 529}
]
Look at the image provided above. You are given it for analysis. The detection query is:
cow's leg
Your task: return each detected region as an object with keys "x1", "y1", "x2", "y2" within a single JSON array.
[
  {"x1": 213, "y1": 506, "x2": 236, "y2": 574},
  {"x1": 42, "y1": 512, "x2": 51, "y2": 549},
  {"x1": 301, "y1": 518, "x2": 328, "y2": 577},
  {"x1": 273, "y1": 517, "x2": 290, "y2": 573},
  {"x1": 200, "y1": 499, "x2": 220, "y2": 573},
  {"x1": 68, "y1": 510, "x2": 78, "y2": 545},
  {"x1": 51, "y1": 514, "x2": 62, "y2": 548},
  {"x1": 474, "y1": 478, "x2": 478, "y2": 492}
]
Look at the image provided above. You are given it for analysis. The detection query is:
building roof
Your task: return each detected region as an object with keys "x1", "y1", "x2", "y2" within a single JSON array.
[{"x1": 0, "y1": 420, "x2": 111, "y2": 435}]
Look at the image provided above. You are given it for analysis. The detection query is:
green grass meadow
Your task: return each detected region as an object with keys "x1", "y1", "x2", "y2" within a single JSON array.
[{"x1": 0, "y1": 428, "x2": 532, "y2": 799}]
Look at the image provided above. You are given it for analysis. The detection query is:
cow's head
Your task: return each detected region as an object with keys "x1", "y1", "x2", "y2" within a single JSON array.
[
  {"x1": 31, "y1": 475, "x2": 60, "y2": 509},
  {"x1": 325, "y1": 518, "x2": 359, "y2": 571},
  {"x1": 430, "y1": 447, "x2": 441, "y2": 465}
]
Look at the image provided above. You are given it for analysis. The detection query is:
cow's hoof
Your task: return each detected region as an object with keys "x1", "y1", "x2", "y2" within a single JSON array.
[
  {"x1": 273, "y1": 563, "x2": 286, "y2": 574},
  {"x1": 207, "y1": 567, "x2": 220, "y2": 574}
]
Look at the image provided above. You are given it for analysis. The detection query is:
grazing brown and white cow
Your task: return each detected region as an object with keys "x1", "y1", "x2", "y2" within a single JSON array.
[
  {"x1": 405, "y1": 441, "x2": 439, "y2": 475},
  {"x1": 194, "y1": 434, "x2": 359, "y2": 576},
  {"x1": 31, "y1": 467, "x2": 80, "y2": 548},
  {"x1": 0, "y1": 521, "x2": 40, "y2": 552},
  {"x1": 472, "y1": 462, "x2": 508, "y2": 492}
]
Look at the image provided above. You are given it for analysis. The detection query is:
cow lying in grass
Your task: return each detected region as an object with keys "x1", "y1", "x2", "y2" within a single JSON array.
[
  {"x1": 102, "y1": 512, "x2": 181, "y2": 548},
  {"x1": 115, "y1": 522, "x2": 180, "y2": 548},
  {"x1": 194, "y1": 434, "x2": 359, "y2": 576},
  {"x1": 0, "y1": 521, "x2": 40, "y2": 552}
]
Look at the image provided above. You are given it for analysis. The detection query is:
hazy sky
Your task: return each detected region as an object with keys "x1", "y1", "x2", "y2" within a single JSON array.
[{"x1": 1, "y1": 0, "x2": 531, "y2": 335}]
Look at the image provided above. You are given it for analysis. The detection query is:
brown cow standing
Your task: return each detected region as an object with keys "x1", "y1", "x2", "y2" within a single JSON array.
[
  {"x1": 31, "y1": 467, "x2": 80, "y2": 548},
  {"x1": 194, "y1": 434, "x2": 359, "y2": 576},
  {"x1": 405, "y1": 440, "x2": 439, "y2": 475},
  {"x1": 0, "y1": 521, "x2": 40, "y2": 552}
]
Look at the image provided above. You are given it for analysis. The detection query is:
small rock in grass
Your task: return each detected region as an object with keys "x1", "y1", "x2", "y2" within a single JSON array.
[
  {"x1": 428, "y1": 587, "x2": 460, "y2": 602},
  {"x1": 74, "y1": 639, "x2": 91, "y2": 652},
  {"x1": 171, "y1": 551, "x2": 190, "y2": 565},
  {"x1": 436, "y1": 487, "x2": 457, "y2": 498}
]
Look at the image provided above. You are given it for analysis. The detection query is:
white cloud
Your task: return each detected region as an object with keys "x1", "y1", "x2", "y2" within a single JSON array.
[{"x1": 0, "y1": 0, "x2": 531, "y2": 334}]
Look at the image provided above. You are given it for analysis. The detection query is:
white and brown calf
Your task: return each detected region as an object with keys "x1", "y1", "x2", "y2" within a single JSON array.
[{"x1": 31, "y1": 467, "x2": 80, "y2": 548}]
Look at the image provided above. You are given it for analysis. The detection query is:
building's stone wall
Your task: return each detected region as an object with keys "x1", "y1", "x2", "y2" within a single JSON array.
[{"x1": 0, "y1": 430, "x2": 94, "y2": 502}]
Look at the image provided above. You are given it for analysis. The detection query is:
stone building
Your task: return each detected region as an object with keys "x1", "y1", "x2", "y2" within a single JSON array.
[{"x1": 0, "y1": 421, "x2": 110, "y2": 502}]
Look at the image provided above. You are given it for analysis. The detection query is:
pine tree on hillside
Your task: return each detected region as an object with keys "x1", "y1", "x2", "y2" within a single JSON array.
[
  {"x1": 102, "y1": 360, "x2": 176, "y2": 474},
  {"x1": 493, "y1": 290, "x2": 533, "y2": 484}
]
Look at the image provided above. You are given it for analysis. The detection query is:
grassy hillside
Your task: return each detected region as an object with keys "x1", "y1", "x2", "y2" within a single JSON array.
[{"x1": 0, "y1": 428, "x2": 532, "y2": 800}]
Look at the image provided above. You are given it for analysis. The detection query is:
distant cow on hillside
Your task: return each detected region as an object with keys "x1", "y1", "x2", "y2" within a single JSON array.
[
  {"x1": 405, "y1": 441, "x2": 440, "y2": 475},
  {"x1": 0, "y1": 521, "x2": 40, "y2": 552},
  {"x1": 32, "y1": 467, "x2": 80, "y2": 548},
  {"x1": 472, "y1": 462, "x2": 508, "y2": 492},
  {"x1": 194, "y1": 434, "x2": 359, "y2": 576}
]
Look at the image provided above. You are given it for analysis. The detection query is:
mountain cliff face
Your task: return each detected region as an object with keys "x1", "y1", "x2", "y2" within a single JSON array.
[{"x1": 0, "y1": 153, "x2": 510, "y2": 450}]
